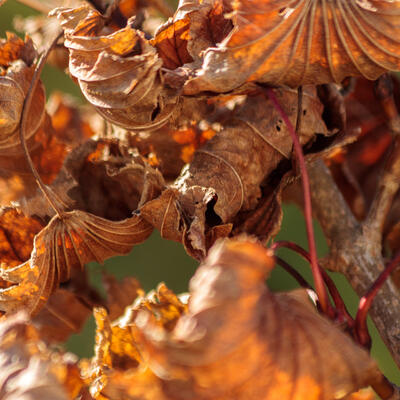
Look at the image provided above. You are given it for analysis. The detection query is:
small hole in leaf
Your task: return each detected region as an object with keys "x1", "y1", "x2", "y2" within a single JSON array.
[
  {"x1": 303, "y1": 109, "x2": 307, "y2": 116},
  {"x1": 151, "y1": 104, "x2": 160, "y2": 121},
  {"x1": 276, "y1": 125, "x2": 281, "y2": 132},
  {"x1": 205, "y1": 196, "x2": 222, "y2": 227}
]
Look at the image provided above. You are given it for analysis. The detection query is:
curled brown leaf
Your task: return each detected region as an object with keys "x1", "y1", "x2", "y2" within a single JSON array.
[
  {"x1": 52, "y1": 5, "x2": 179, "y2": 131},
  {"x1": 142, "y1": 88, "x2": 328, "y2": 258}
]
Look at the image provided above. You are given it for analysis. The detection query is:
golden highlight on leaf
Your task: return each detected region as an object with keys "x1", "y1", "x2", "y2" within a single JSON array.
[
  {"x1": 80, "y1": 238, "x2": 380, "y2": 400},
  {"x1": 0, "y1": 209, "x2": 152, "y2": 316},
  {"x1": 51, "y1": 6, "x2": 179, "y2": 131},
  {"x1": 184, "y1": 0, "x2": 400, "y2": 94}
]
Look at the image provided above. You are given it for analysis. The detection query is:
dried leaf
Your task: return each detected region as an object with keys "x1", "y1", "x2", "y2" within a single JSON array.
[
  {"x1": 135, "y1": 238, "x2": 380, "y2": 400},
  {"x1": 85, "y1": 239, "x2": 380, "y2": 400},
  {"x1": 52, "y1": 6, "x2": 179, "y2": 131},
  {"x1": 32, "y1": 287, "x2": 93, "y2": 343},
  {"x1": 102, "y1": 272, "x2": 141, "y2": 321},
  {"x1": 0, "y1": 34, "x2": 44, "y2": 151},
  {"x1": 0, "y1": 312, "x2": 82, "y2": 400},
  {"x1": 142, "y1": 88, "x2": 328, "y2": 258},
  {"x1": 184, "y1": 0, "x2": 400, "y2": 94},
  {"x1": 0, "y1": 35, "x2": 92, "y2": 206},
  {"x1": 64, "y1": 139, "x2": 165, "y2": 220},
  {"x1": 0, "y1": 207, "x2": 153, "y2": 316}
]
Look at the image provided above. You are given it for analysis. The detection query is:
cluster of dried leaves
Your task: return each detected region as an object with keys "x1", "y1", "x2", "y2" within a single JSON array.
[{"x1": 0, "y1": 0, "x2": 400, "y2": 398}]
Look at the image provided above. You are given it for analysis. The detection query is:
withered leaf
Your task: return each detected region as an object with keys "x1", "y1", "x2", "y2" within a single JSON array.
[
  {"x1": 64, "y1": 138, "x2": 165, "y2": 220},
  {"x1": 81, "y1": 283, "x2": 188, "y2": 399},
  {"x1": 0, "y1": 34, "x2": 44, "y2": 151},
  {"x1": 142, "y1": 87, "x2": 328, "y2": 258},
  {"x1": 0, "y1": 312, "x2": 82, "y2": 400},
  {"x1": 84, "y1": 238, "x2": 380, "y2": 400},
  {"x1": 127, "y1": 122, "x2": 217, "y2": 180},
  {"x1": 152, "y1": 17, "x2": 193, "y2": 70},
  {"x1": 135, "y1": 238, "x2": 380, "y2": 400},
  {"x1": 52, "y1": 6, "x2": 179, "y2": 131},
  {"x1": 0, "y1": 208, "x2": 153, "y2": 316},
  {"x1": 32, "y1": 286, "x2": 94, "y2": 344},
  {"x1": 183, "y1": 0, "x2": 400, "y2": 94},
  {"x1": 0, "y1": 35, "x2": 90, "y2": 206},
  {"x1": 102, "y1": 272, "x2": 141, "y2": 321}
]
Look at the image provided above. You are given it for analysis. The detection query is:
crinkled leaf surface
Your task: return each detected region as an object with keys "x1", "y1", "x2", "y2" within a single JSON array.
[
  {"x1": 82, "y1": 238, "x2": 380, "y2": 400},
  {"x1": 142, "y1": 87, "x2": 328, "y2": 257},
  {"x1": 184, "y1": 0, "x2": 400, "y2": 94}
]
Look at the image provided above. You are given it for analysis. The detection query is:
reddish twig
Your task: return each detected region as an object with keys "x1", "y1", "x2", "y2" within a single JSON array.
[
  {"x1": 271, "y1": 241, "x2": 354, "y2": 326},
  {"x1": 355, "y1": 250, "x2": 400, "y2": 348},
  {"x1": 274, "y1": 256, "x2": 313, "y2": 290},
  {"x1": 265, "y1": 88, "x2": 330, "y2": 315}
]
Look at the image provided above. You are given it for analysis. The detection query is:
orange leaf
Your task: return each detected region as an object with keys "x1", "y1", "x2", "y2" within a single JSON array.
[
  {"x1": 135, "y1": 238, "x2": 380, "y2": 400},
  {"x1": 51, "y1": 6, "x2": 179, "y2": 131},
  {"x1": 184, "y1": 0, "x2": 400, "y2": 94}
]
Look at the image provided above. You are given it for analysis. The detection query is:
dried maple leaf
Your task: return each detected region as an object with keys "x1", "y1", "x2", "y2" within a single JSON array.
[
  {"x1": 142, "y1": 87, "x2": 329, "y2": 258},
  {"x1": 0, "y1": 312, "x2": 84, "y2": 400},
  {"x1": 183, "y1": 0, "x2": 400, "y2": 94},
  {"x1": 51, "y1": 5, "x2": 180, "y2": 131}
]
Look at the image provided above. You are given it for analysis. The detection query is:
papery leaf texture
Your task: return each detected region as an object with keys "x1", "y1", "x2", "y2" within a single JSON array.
[
  {"x1": 80, "y1": 238, "x2": 380, "y2": 400},
  {"x1": 51, "y1": 5, "x2": 180, "y2": 131},
  {"x1": 142, "y1": 87, "x2": 329, "y2": 258},
  {"x1": 0, "y1": 312, "x2": 83, "y2": 400},
  {"x1": 183, "y1": 0, "x2": 400, "y2": 94}
]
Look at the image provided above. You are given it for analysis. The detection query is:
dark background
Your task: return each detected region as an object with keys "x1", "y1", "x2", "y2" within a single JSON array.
[{"x1": 0, "y1": 0, "x2": 398, "y2": 385}]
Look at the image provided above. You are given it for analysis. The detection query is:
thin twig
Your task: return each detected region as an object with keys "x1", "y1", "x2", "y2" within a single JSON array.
[
  {"x1": 19, "y1": 31, "x2": 64, "y2": 217},
  {"x1": 271, "y1": 241, "x2": 353, "y2": 326},
  {"x1": 355, "y1": 249, "x2": 400, "y2": 348},
  {"x1": 265, "y1": 87, "x2": 331, "y2": 316},
  {"x1": 275, "y1": 256, "x2": 313, "y2": 290}
]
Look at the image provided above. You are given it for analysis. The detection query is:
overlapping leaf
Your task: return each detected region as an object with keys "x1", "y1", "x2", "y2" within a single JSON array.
[
  {"x1": 142, "y1": 87, "x2": 329, "y2": 258},
  {"x1": 51, "y1": 5, "x2": 180, "y2": 131},
  {"x1": 0, "y1": 312, "x2": 84, "y2": 400},
  {"x1": 183, "y1": 0, "x2": 400, "y2": 94},
  {"x1": 80, "y1": 238, "x2": 381, "y2": 400},
  {"x1": 0, "y1": 139, "x2": 166, "y2": 316}
]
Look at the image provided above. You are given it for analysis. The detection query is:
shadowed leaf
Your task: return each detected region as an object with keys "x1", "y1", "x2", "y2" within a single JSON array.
[{"x1": 142, "y1": 87, "x2": 328, "y2": 258}]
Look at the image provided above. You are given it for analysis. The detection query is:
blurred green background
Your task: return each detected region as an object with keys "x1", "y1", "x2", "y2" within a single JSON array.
[{"x1": 0, "y1": 0, "x2": 399, "y2": 386}]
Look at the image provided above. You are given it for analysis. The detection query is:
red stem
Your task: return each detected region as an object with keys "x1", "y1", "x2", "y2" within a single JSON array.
[
  {"x1": 355, "y1": 250, "x2": 400, "y2": 348},
  {"x1": 271, "y1": 241, "x2": 354, "y2": 326},
  {"x1": 275, "y1": 256, "x2": 314, "y2": 291},
  {"x1": 265, "y1": 88, "x2": 330, "y2": 315}
]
